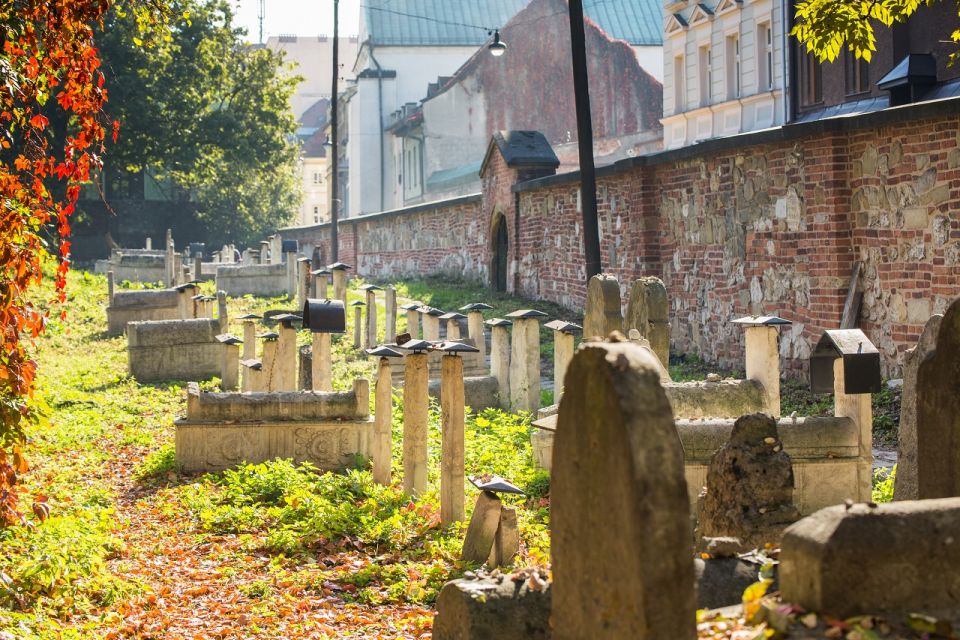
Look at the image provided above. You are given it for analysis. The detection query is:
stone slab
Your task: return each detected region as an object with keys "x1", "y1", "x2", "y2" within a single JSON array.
[
  {"x1": 216, "y1": 263, "x2": 288, "y2": 297},
  {"x1": 433, "y1": 574, "x2": 552, "y2": 640}
]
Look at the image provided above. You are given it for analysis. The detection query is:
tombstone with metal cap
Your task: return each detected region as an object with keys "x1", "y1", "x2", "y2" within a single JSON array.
[
  {"x1": 545, "y1": 320, "x2": 582, "y2": 400},
  {"x1": 507, "y1": 309, "x2": 548, "y2": 412},
  {"x1": 436, "y1": 341, "x2": 480, "y2": 526},
  {"x1": 271, "y1": 314, "x2": 301, "y2": 391},
  {"x1": 303, "y1": 298, "x2": 346, "y2": 392},
  {"x1": 296, "y1": 257, "x2": 311, "y2": 303},
  {"x1": 258, "y1": 240, "x2": 270, "y2": 264},
  {"x1": 311, "y1": 267, "x2": 331, "y2": 299},
  {"x1": 460, "y1": 475, "x2": 523, "y2": 567},
  {"x1": 384, "y1": 287, "x2": 398, "y2": 343},
  {"x1": 174, "y1": 281, "x2": 200, "y2": 319},
  {"x1": 257, "y1": 330, "x2": 280, "y2": 391},
  {"x1": 733, "y1": 315, "x2": 792, "y2": 418},
  {"x1": 400, "y1": 301, "x2": 423, "y2": 339},
  {"x1": 439, "y1": 311, "x2": 465, "y2": 340},
  {"x1": 398, "y1": 339, "x2": 434, "y2": 497},
  {"x1": 240, "y1": 358, "x2": 263, "y2": 392},
  {"x1": 327, "y1": 262, "x2": 352, "y2": 307},
  {"x1": 811, "y1": 328, "x2": 882, "y2": 501},
  {"x1": 350, "y1": 300, "x2": 365, "y2": 349},
  {"x1": 216, "y1": 334, "x2": 243, "y2": 391},
  {"x1": 485, "y1": 318, "x2": 512, "y2": 409},
  {"x1": 366, "y1": 345, "x2": 404, "y2": 485},
  {"x1": 236, "y1": 313, "x2": 261, "y2": 361},
  {"x1": 420, "y1": 306, "x2": 444, "y2": 341},
  {"x1": 460, "y1": 303, "x2": 492, "y2": 369},
  {"x1": 360, "y1": 284, "x2": 383, "y2": 348}
]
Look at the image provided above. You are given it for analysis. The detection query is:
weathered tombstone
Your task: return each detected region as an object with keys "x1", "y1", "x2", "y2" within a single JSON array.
[
  {"x1": 625, "y1": 277, "x2": 670, "y2": 367},
  {"x1": 733, "y1": 316, "x2": 791, "y2": 418},
  {"x1": 421, "y1": 306, "x2": 443, "y2": 341},
  {"x1": 107, "y1": 271, "x2": 115, "y2": 305},
  {"x1": 551, "y1": 339, "x2": 695, "y2": 640},
  {"x1": 894, "y1": 313, "x2": 944, "y2": 500},
  {"x1": 460, "y1": 475, "x2": 523, "y2": 567},
  {"x1": 328, "y1": 262, "x2": 351, "y2": 307},
  {"x1": 145, "y1": 237, "x2": 152, "y2": 250},
  {"x1": 384, "y1": 287, "x2": 397, "y2": 343},
  {"x1": 401, "y1": 302, "x2": 422, "y2": 339},
  {"x1": 486, "y1": 318, "x2": 512, "y2": 409},
  {"x1": 401, "y1": 340, "x2": 432, "y2": 497},
  {"x1": 272, "y1": 314, "x2": 300, "y2": 392},
  {"x1": 905, "y1": 297, "x2": 960, "y2": 499},
  {"x1": 258, "y1": 331, "x2": 280, "y2": 391},
  {"x1": 433, "y1": 572, "x2": 551, "y2": 640},
  {"x1": 583, "y1": 274, "x2": 623, "y2": 339},
  {"x1": 507, "y1": 309, "x2": 547, "y2": 413},
  {"x1": 461, "y1": 303, "x2": 493, "y2": 372},
  {"x1": 696, "y1": 413, "x2": 799, "y2": 550},
  {"x1": 237, "y1": 314, "x2": 261, "y2": 361},
  {"x1": 781, "y1": 497, "x2": 960, "y2": 618},
  {"x1": 366, "y1": 346, "x2": 403, "y2": 486},
  {"x1": 362, "y1": 284, "x2": 381, "y2": 348},
  {"x1": 350, "y1": 300, "x2": 364, "y2": 349},
  {"x1": 241, "y1": 358, "x2": 263, "y2": 392},
  {"x1": 303, "y1": 299, "x2": 345, "y2": 392},
  {"x1": 440, "y1": 312, "x2": 465, "y2": 340},
  {"x1": 216, "y1": 334, "x2": 242, "y2": 391},
  {"x1": 312, "y1": 268, "x2": 331, "y2": 299},
  {"x1": 297, "y1": 257, "x2": 311, "y2": 303},
  {"x1": 545, "y1": 320, "x2": 581, "y2": 401},
  {"x1": 439, "y1": 342, "x2": 479, "y2": 526}
]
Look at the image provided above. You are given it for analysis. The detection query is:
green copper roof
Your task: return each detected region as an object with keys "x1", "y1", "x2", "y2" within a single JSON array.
[{"x1": 364, "y1": 0, "x2": 662, "y2": 47}]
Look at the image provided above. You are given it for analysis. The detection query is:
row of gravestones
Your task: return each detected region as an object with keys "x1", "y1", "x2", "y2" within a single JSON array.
[{"x1": 433, "y1": 299, "x2": 960, "y2": 639}]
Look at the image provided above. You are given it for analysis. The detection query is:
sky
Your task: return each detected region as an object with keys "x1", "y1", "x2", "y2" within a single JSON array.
[{"x1": 232, "y1": 0, "x2": 363, "y2": 42}]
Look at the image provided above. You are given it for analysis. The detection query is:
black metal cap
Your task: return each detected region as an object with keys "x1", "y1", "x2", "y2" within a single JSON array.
[
  {"x1": 237, "y1": 313, "x2": 262, "y2": 321},
  {"x1": 350, "y1": 300, "x2": 366, "y2": 306},
  {"x1": 297, "y1": 256, "x2": 311, "y2": 263},
  {"x1": 256, "y1": 331, "x2": 279, "y2": 341},
  {"x1": 359, "y1": 283, "x2": 383, "y2": 291},
  {"x1": 365, "y1": 345, "x2": 404, "y2": 358},
  {"x1": 302, "y1": 299, "x2": 346, "y2": 334},
  {"x1": 311, "y1": 268, "x2": 332, "y2": 276},
  {"x1": 460, "y1": 302, "x2": 494, "y2": 311},
  {"x1": 400, "y1": 302, "x2": 423, "y2": 311},
  {"x1": 398, "y1": 339, "x2": 434, "y2": 353},
  {"x1": 732, "y1": 315, "x2": 792, "y2": 326},
  {"x1": 485, "y1": 318, "x2": 513, "y2": 327},
  {"x1": 439, "y1": 312, "x2": 466, "y2": 321},
  {"x1": 215, "y1": 334, "x2": 243, "y2": 345},
  {"x1": 506, "y1": 309, "x2": 548, "y2": 319},
  {"x1": 174, "y1": 282, "x2": 200, "y2": 292},
  {"x1": 545, "y1": 320, "x2": 582, "y2": 334},
  {"x1": 420, "y1": 306, "x2": 444, "y2": 316},
  {"x1": 272, "y1": 313, "x2": 302, "y2": 328},
  {"x1": 435, "y1": 341, "x2": 480, "y2": 354},
  {"x1": 240, "y1": 359, "x2": 263, "y2": 370},
  {"x1": 327, "y1": 262, "x2": 352, "y2": 271},
  {"x1": 469, "y1": 474, "x2": 525, "y2": 495}
]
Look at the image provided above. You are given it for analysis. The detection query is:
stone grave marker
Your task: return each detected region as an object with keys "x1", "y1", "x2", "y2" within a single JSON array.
[
  {"x1": 625, "y1": 276, "x2": 670, "y2": 367},
  {"x1": 583, "y1": 274, "x2": 623, "y2": 339},
  {"x1": 551, "y1": 338, "x2": 695, "y2": 639}
]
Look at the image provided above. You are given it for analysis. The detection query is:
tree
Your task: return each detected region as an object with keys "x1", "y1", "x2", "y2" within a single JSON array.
[
  {"x1": 792, "y1": 0, "x2": 960, "y2": 62},
  {"x1": 0, "y1": 0, "x2": 122, "y2": 525},
  {"x1": 92, "y1": 0, "x2": 301, "y2": 245}
]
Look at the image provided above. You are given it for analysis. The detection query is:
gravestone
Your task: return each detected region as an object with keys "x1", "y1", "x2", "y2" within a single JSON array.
[
  {"x1": 896, "y1": 297, "x2": 960, "y2": 499},
  {"x1": 551, "y1": 339, "x2": 695, "y2": 639},
  {"x1": 625, "y1": 277, "x2": 670, "y2": 367},
  {"x1": 583, "y1": 274, "x2": 623, "y2": 339},
  {"x1": 433, "y1": 571, "x2": 552, "y2": 640},
  {"x1": 696, "y1": 413, "x2": 799, "y2": 550}
]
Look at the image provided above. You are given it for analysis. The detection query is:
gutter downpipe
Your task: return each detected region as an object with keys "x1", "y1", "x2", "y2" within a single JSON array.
[
  {"x1": 783, "y1": 0, "x2": 795, "y2": 123},
  {"x1": 369, "y1": 43, "x2": 386, "y2": 212}
]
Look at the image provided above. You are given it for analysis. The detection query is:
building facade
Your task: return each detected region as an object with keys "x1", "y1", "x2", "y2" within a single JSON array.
[{"x1": 662, "y1": 0, "x2": 788, "y2": 149}]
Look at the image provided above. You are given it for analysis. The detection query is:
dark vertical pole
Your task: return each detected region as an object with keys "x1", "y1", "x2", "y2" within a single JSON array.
[
  {"x1": 329, "y1": 0, "x2": 340, "y2": 261},
  {"x1": 567, "y1": 0, "x2": 602, "y2": 279}
]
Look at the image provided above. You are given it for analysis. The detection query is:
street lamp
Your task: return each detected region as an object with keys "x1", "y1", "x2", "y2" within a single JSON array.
[{"x1": 488, "y1": 30, "x2": 506, "y2": 57}]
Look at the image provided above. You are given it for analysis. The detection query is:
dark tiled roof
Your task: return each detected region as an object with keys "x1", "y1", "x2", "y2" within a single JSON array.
[{"x1": 480, "y1": 131, "x2": 560, "y2": 175}]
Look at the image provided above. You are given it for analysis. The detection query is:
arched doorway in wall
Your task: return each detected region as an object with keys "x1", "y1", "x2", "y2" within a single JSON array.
[{"x1": 490, "y1": 212, "x2": 509, "y2": 292}]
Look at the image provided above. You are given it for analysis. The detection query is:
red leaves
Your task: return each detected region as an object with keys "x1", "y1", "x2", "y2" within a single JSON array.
[{"x1": 0, "y1": 0, "x2": 116, "y2": 527}]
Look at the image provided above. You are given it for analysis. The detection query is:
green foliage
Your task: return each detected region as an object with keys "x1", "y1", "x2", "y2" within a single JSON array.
[
  {"x1": 872, "y1": 464, "x2": 896, "y2": 503},
  {"x1": 791, "y1": 0, "x2": 959, "y2": 63},
  {"x1": 94, "y1": 0, "x2": 301, "y2": 244},
  {"x1": 135, "y1": 444, "x2": 177, "y2": 481}
]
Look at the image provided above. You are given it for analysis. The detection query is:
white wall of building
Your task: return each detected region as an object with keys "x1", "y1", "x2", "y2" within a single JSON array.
[
  {"x1": 300, "y1": 157, "x2": 328, "y2": 226},
  {"x1": 661, "y1": 0, "x2": 786, "y2": 149},
  {"x1": 266, "y1": 35, "x2": 360, "y2": 118},
  {"x1": 633, "y1": 45, "x2": 664, "y2": 82}
]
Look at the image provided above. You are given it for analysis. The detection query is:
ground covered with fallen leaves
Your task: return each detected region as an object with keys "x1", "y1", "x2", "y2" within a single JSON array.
[{"x1": 0, "y1": 271, "x2": 551, "y2": 639}]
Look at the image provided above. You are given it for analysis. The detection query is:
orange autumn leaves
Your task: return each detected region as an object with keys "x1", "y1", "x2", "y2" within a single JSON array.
[{"x1": 0, "y1": 0, "x2": 118, "y2": 525}]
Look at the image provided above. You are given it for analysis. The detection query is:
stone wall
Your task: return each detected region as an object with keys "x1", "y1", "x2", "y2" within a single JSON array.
[
  {"x1": 278, "y1": 99, "x2": 960, "y2": 375},
  {"x1": 216, "y1": 263, "x2": 288, "y2": 297}
]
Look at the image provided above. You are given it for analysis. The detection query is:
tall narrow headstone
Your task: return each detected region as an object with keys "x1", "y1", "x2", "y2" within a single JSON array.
[
  {"x1": 329, "y1": 263, "x2": 351, "y2": 307},
  {"x1": 508, "y1": 310, "x2": 547, "y2": 413},
  {"x1": 625, "y1": 277, "x2": 670, "y2": 367},
  {"x1": 403, "y1": 351, "x2": 430, "y2": 497},
  {"x1": 441, "y1": 353, "x2": 466, "y2": 526},
  {"x1": 351, "y1": 301, "x2": 364, "y2": 349},
  {"x1": 373, "y1": 355, "x2": 395, "y2": 485},
  {"x1": 545, "y1": 320, "x2": 581, "y2": 401},
  {"x1": 364, "y1": 286, "x2": 380, "y2": 348},
  {"x1": 297, "y1": 258, "x2": 311, "y2": 303},
  {"x1": 385, "y1": 287, "x2": 397, "y2": 343},
  {"x1": 311, "y1": 333, "x2": 332, "y2": 392},
  {"x1": 486, "y1": 318, "x2": 512, "y2": 409},
  {"x1": 274, "y1": 317, "x2": 299, "y2": 392},
  {"x1": 551, "y1": 339, "x2": 695, "y2": 639},
  {"x1": 422, "y1": 307, "x2": 443, "y2": 341},
  {"x1": 462, "y1": 303, "x2": 492, "y2": 372},
  {"x1": 107, "y1": 271, "x2": 115, "y2": 305},
  {"x1": 583, "y1": 274, "x2": 623, "y2": 339},
  {"x1": 401, "y1": 302, "x2": 423, "y2": 339}
]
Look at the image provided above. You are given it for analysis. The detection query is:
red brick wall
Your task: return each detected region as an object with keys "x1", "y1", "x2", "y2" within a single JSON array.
[{"x1": 280, "y1": 107, "x2": 960, "y2": 375}]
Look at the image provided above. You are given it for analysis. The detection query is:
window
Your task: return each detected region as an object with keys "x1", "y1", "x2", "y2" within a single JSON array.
[
  {"x1": 313, "y1": 206, "x2": 319, "y2": 224},
  {"x1": 699, "y1": 45, "x2": 712, "y2": 106},
  {"x1": 726, "y1": 34, "x2": 740, "y2": 99},
  {"x1": 845, "y1": 51, "x2": 869, "y2": 95},
  {"x1": 799, "y1": 50, "x2": 823, "y2": 106},
  {"x1": 758, "y1": 23, "x2": 773, "y2": 91},
  {"x1": 312, "y1": 172, "x2": 322, "y2": 184},
  {"x1": 674, "y1": 55, "x2": 685, "y2": 112}
]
